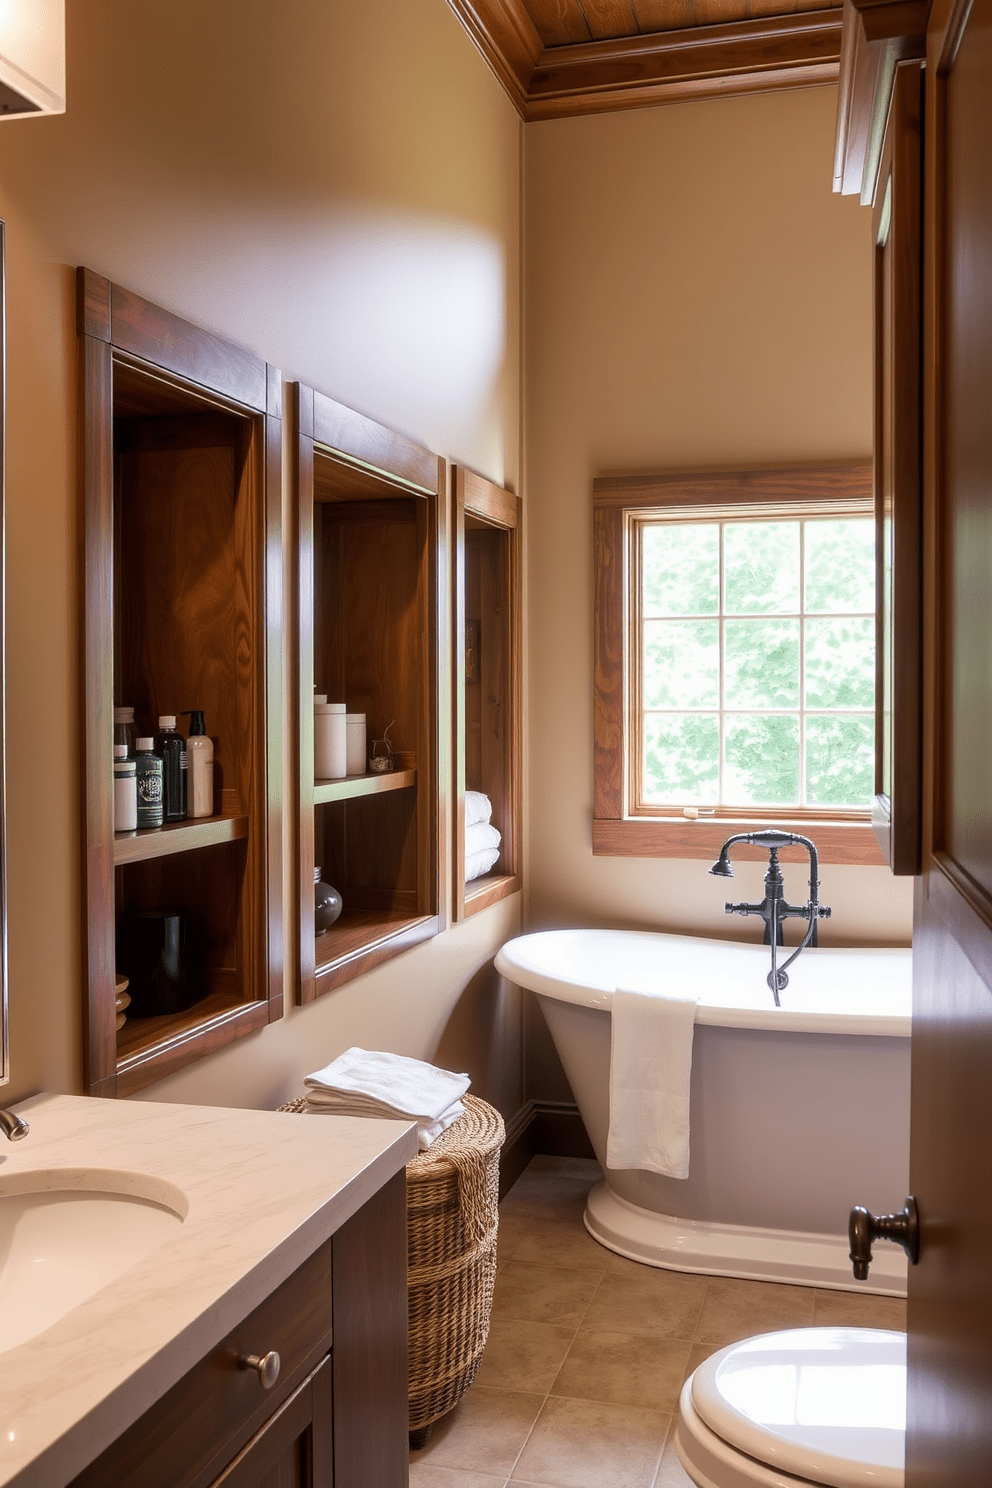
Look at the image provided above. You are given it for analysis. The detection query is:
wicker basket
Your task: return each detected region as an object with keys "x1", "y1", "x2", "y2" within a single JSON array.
[{"x1": 279, "y1": 1091, "x2": 504, "y2": 1446}]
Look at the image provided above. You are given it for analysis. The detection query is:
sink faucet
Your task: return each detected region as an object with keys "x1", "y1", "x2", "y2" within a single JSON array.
[
  {"x1": 708, "y1": 829, "x2": 831, "y2": 1006},
  {"x1": 0, "y1": 1107, "x2": 29, "y2": 1140}
]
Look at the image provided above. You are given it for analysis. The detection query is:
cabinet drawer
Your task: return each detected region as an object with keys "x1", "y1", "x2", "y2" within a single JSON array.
[{"x1": 71, "y1": 1243, "x2": 332, "y2": 1488}]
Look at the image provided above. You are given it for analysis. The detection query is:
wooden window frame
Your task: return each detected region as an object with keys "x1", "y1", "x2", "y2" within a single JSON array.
[{"x1": 593, "y1": 465, "x2": 886, "y2": 865}]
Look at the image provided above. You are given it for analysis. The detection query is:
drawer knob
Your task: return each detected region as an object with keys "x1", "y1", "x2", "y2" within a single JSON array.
[{"x1": 239, "y1": 1350, "x2": 281, "y2": 1389}]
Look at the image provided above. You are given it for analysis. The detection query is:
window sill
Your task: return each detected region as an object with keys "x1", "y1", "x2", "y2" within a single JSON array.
[{"x1": 592, "y1": 816, "x2": 886, "y2": 865}]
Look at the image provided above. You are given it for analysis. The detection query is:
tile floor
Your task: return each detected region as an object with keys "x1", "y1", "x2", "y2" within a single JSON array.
[{"x1": 410, "y1": 1155, "x2": 907, "y2": 1488}]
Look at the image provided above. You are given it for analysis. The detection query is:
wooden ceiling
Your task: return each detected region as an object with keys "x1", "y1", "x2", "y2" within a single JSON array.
[{"x1": 446, "y1": 0, "x2": 842, "y2": 118}]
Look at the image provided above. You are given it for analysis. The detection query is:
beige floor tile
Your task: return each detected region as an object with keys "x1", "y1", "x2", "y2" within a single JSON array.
[
  {"x1": 512, "y1": 1218, "x2": 612, "y2": 1277},
  {"x1": 551, "y1": 1328, "x2": 692, "y2": 1413},
  {"x1": 474, "y1": 1315, "x2": 577, "y2": 1394},
  {"x1": 693, "y1": 1277, "x2": 816, "y2": 1350},
  {"x1": 585, "y1": 1261, "x2": 708, "y2": 1341},
  {"x1": 812, "y1": 1288, "x2": 908, "y2": 1331},
  {"x1": 651, "y1": 1425, "x2": 695, "y2": 1488},
  {"x1": 411, "y1": 1387, "x2": 544, "y2": 1478},
  {"x1": 494, "y1": 1260, "x2": 601, "y2": 1329},
  {"x1": 511, "y1": 1397, "x2": 669, "y2": 1488},
  {"x1": 410, "y1": 1467, "x2": 508, "y2": 1488},
  {"x1": 497, "y1": 1212, "x2": 534, "y2": 1268},
  {"x1": 681, "y1": 1342, "x2": 716, "y2": 1384}
]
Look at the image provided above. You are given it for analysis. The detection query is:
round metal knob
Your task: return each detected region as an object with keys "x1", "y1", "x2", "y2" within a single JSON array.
[
  {"x1": 239, "y1": 1350, "x2": 281, "y2": 1389},
  {"x1": 849, "y1": 1196, "x2": 919, "y2": 1280}
]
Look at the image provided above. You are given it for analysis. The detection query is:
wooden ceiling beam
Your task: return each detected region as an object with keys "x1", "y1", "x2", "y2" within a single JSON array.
[{"x1": 447, "y1": 0, "x2": 843, "y2": 117}]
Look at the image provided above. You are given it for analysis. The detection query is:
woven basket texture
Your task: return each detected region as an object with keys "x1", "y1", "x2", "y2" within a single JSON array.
[{"x1": 278, "y1": 1091, "x2": 504, "y2": 1433}]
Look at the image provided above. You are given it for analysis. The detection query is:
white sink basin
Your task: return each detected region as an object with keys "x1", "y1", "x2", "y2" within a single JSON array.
[{"x1": 0, "y1": 1169, "x2": 187, "y2": 1353}]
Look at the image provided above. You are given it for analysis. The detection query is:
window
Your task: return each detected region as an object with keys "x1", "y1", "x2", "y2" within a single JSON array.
[{"x1": 593, "y1": 465, "x2": 885, "y2": 865}]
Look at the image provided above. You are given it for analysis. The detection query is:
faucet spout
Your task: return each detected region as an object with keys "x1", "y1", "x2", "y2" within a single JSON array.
[{"x1": 0, "y1": 1108, "x2": 29, "y2": 1141}]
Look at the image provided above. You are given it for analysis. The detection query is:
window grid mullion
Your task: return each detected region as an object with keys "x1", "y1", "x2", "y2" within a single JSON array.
[{"x1": 799, "y1": 520, "x2": 807, "y2": 808}]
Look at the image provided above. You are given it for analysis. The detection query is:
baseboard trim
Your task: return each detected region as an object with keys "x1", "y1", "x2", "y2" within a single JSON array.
[{"x1": 498, "y1": 1099, "x2": 595, "y2": 1197}]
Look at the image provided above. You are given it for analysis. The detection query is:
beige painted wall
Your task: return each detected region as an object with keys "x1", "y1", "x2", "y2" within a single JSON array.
[
  {"x1": 0, "y1": 0, "x2": 523, "y2": 1112},
  {"x1": 523, "y1": 87, "x2": 912, "y2": 1097}
]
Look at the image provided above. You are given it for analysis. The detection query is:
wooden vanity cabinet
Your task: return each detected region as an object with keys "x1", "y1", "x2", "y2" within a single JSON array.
[
  {"x1": 70, "y1": 1170, "x2": 408, "y2": 1488},
  {"x1": 295, "y1": 384, "x2": 446, "y2": 1002},
  {"x1": 452, "y1": 467, "x2": 522, "y2": 920},
  {"x1": 79, "y1": 269, "x2": 283, "y2": 1096}
]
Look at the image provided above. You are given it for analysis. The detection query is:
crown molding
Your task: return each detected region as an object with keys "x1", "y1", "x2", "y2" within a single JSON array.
[{"x1": 447, "y1": 0, "x2": 843, "y2": 118}]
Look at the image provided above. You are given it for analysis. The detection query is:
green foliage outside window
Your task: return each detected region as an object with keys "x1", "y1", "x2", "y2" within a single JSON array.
[{"x1": 640, "y1": 515, "x2": 875, "y2": 809}]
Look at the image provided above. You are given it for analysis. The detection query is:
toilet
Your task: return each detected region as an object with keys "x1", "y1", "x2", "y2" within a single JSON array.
[{"x1": 675, "y1": 1327, "x2": 905, "y2": 1488}]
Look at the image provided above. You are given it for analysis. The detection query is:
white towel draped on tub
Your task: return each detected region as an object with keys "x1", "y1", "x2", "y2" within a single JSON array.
[{"x1": 607, "y1": 988, "x2": 698, "y2": 1179}]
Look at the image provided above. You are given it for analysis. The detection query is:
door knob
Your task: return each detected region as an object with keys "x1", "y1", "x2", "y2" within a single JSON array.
[{"x1": 849, "y1": 1196, "x2": 919, "y2": 1280}]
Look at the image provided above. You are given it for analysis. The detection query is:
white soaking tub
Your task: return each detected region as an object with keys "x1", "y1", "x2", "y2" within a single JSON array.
[{"x1": 495, "y1": 929, "x2": 911, "y2": 1295}]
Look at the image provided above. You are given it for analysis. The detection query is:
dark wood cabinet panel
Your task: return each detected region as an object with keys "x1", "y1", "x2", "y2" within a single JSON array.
[
  {"x1": 872, "y1": 60, "x2": 924, "y2": 874},
  {"x1": 70, "y1": 1247, "x2": 332, "y2": 1488}
]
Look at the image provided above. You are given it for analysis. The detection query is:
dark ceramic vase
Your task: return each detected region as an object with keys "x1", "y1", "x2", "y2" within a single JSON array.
[{"x1": 314, "y1": 867, "x2": 343, "y2": 934}]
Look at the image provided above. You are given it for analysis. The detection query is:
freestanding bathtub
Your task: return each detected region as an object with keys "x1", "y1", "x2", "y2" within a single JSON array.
[{"x1": 495, "y1": 929, "x2": 911, "y2": 1295}]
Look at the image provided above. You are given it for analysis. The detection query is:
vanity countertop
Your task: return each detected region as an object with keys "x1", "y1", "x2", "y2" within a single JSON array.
[{"x1": 0, "y1": 1092, "x2": 418, "y2": 1488}]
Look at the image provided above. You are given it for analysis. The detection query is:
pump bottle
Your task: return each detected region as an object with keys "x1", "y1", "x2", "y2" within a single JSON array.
[{"x1": 182, "y1": 710, "x2": 214, "y2": 818}]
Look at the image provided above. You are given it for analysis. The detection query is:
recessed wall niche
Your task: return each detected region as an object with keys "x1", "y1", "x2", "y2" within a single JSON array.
[
  {"x1": 295, "y1": 384, "x2": 445, "y2": 1003},
  {"x1": 79, "y1": 269, "x2": 283, "y2": 1096}
]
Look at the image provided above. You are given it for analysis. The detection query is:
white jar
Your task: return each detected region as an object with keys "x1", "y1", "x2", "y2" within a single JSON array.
[
  {"x1": 315, "y1": 699, "x2": 347, "y2": 779},
  {"x1": 345, "y1": 713, "x2": 366, "y2": 776},
  {"x1": 113, "y1": 744, "x2": 138, "y2": 832}
]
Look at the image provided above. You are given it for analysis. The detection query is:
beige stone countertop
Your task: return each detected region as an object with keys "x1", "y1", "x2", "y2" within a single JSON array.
[{"x1": 0, "y1": 1092, "x2": 418, "y2": 1488}]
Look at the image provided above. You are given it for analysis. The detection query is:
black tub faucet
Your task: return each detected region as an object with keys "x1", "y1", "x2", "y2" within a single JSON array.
[{"x1": 708, "y1": 829, "x2": 831, "y2": 1005}]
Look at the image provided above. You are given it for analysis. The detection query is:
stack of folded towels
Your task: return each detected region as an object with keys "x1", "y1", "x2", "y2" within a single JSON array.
[
  {"x1": 465, "y1": 790, "x2": 501, "y2": 882},
  {"x1": 303, "y1": 1046, "x2": 470, "y2": 1150}
]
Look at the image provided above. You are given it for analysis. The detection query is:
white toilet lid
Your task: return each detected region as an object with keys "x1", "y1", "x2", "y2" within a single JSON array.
[{"x1": 690, "y1": 1327, "x2": 906, "y2": 1488}]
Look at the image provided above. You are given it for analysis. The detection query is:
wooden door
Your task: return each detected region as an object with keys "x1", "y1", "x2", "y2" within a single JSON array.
[{"x1": 908, "y1": 0, "x2": 992, "y2": 1480}]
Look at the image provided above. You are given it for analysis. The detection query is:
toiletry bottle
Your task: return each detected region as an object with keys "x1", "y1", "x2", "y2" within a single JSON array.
[
  {"x1": 134, "y1": 737, "x2": 164, "y2": 829},
  {"x1": 182, "y1": 710, "x2": 214, "y2": 818},
  {"x1": 345, "y1": 712, "x2": 366, "y2": 776},
  {"x1": 113, "y1": 744, "x2": 138, "y2": 832},
  {"x1": 153, "y1": 714, "x2": 187, "y2": 822},
  {"x1": 113, "y1": 706, "x2": 136, "y2": 759}
]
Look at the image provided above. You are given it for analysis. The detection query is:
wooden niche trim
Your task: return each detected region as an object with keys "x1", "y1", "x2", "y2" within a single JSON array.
[
  {"x1": 592, "y1": 462, "x2": 885, "y2": 867},
  {"x1": 453, "y1": 467, "x2": 522, "y2": 922},
  {"x1": 79, "y1": 268, "x2": 283, "y2": 1097},
  {"x1": 295, "y1": 384, "x2": 446, "y2": 1004}
]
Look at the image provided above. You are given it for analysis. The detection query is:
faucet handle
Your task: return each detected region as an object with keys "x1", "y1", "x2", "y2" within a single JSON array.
[{"x1": 817, "y1": 905, "x2": 832, "y2": 920}]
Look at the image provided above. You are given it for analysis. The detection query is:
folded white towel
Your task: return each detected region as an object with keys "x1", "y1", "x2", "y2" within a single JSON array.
[
  {"x1": 304, "y1": 1046, "x2": 470, "y2": 1125},
  {"x1": 304, "y1": 1089, "x2": 464, "y2": 1150},
  {"x1": 466, "y1": 820, "x2": 501, "y2": 855},
  {"x1": 606, "y1": 988, "x2": 697, "y2": 1179},
  {"x1": 465, "y1": 847, "x2": 501, "y2": 882},
  {"x1": 465, "y1": 790, "x2": 493, "y2": 828}
]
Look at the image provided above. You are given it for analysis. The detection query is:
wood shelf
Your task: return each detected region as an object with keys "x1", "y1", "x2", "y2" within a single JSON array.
[
  {"x1": 295, "y1": 384, "x2": 445, "y2": 1004},
  {"x1": 80, "y1": 268, "x2": 283, "y2": 1098},
  {"x1": 313, "y1": 769, "x2": 416, "y2": 806},
  {"x1": 464, "y1": 871, "x2": 521, "y2": 917},
  {"x1": 113, "y1": 812, "x2": 249, "y2": 865}
]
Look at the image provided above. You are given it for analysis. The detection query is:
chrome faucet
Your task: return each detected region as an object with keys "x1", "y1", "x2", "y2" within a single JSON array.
[
  {"x1": 0, "y1": 1107, "x2": 29, "y2": 1141},
  {"x1": 709, "y1": 829, "x2": 831, "y2": 1005}
]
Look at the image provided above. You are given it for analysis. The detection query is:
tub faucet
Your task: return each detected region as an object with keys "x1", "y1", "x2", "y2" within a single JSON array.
[
  {"x1": 708, "y1": 829, "x2": 831, "y2": 1005},
  {"x1": 0, "y1": 1107, "x2": 29, "y2": 1141}
]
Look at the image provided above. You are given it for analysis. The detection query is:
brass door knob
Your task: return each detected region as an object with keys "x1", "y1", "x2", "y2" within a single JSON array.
[
  {"x1": 849, "y1": 1196, "x2": 919, "y2": 1280},
  {"x1": 239, "y1": 1350, "x2": 281, "y2": 1389}
]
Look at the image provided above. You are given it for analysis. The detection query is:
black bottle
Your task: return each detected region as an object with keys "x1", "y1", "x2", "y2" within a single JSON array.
[{"x1": 153, "y1": 714, "x2": 187, "y2": 823}]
